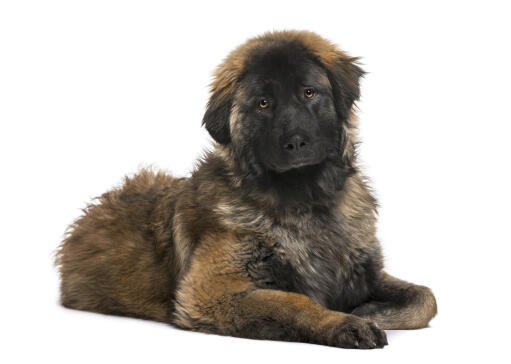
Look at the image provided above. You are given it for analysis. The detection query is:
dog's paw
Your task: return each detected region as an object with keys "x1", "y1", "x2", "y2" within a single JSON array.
[{"x1": 326, "y1": 315, "x2": 388, "y2": 349}]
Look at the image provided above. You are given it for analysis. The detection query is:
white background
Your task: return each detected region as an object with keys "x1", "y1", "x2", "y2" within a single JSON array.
[{"x1": 1, "y1": 1, "x2": 510, "y2": 363}]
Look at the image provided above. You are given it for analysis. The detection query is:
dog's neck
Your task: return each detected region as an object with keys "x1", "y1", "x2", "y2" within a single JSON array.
[{"x1": 211, "y1": 144, "x2": 355, "y2": 221}]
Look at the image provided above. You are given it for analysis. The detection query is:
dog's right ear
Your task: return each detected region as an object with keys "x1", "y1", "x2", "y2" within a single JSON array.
[{"x1": 202, "y1": 86, "x2": 233, "y2": 145}]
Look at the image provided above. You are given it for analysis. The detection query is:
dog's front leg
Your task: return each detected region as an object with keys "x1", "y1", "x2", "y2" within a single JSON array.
[
  {"x1": 176, "y1": 286, "x2": 387, "y2": 349},
  {"x1": 352, "y1": 271, "x2": 437, "y2": 329},
  {"x1": 172, "y1": 233, "x2": 387, "y2": 349}
]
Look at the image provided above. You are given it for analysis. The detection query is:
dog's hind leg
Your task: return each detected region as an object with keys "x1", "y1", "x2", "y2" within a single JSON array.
[{"x1": 55, "y1": 169, "x2": 178, "y2": 322}]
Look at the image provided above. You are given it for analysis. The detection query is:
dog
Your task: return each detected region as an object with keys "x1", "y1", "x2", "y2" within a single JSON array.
[{"x1": 56, "y1": 30, "x2": 437, "y2": 349}]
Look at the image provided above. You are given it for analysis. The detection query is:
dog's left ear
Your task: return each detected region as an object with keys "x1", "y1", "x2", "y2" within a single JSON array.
[
  {"x1": 324, "y1": 56, "x2": 365, "y2": 122},
  {"x1": 202, "y1": 86, "x2": 233, "y2": 144}
]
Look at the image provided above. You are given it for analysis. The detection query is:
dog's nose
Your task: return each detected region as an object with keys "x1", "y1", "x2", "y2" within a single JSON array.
[{"x1": 282, "y1": 134, "x2": 310, "y2": 152}]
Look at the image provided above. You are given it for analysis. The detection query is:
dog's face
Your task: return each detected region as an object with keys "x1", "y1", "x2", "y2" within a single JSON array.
[
  {"x1": 236, "y1": 49, "x2": 339, "y2": 173},
  {"x1": 203, "y1": 35, "x2": 364, "y2": 179}
]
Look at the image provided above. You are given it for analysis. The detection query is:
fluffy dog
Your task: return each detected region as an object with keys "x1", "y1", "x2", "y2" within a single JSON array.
[{"x1": 56, "y1": 30, "x2": 437, "y2": 349}]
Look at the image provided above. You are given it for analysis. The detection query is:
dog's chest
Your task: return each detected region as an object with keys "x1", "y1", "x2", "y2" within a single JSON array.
[{"x1": 246, "y1": 225, "x2": 376, "y2": 312}]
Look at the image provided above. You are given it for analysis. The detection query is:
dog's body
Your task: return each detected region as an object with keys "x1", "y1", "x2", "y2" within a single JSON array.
[{"x1": 56, "y1": 31, "x2": 437, "y2": 349}]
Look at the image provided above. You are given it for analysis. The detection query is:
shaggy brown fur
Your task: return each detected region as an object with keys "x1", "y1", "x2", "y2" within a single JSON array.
[{"x1": 56, "y1": 30, "x2": 436, "y2": 349}]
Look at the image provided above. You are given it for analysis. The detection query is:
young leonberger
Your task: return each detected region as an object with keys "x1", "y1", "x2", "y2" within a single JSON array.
[{"x1": 56, "y1": 30, "x2": 437, "y2": 349}]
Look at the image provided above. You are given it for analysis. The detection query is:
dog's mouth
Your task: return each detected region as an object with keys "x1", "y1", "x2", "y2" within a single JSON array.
[
  {"x1": 267, "y1": 143, "x2": 333, "y2": 173},
  {"x1": 267, "y1": 156, "x2": 326, "y2": 173}
]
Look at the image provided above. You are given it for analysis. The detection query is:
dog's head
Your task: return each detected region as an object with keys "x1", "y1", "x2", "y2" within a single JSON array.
[{"x1": 203, "y1": 30, "x2": 364, "y2": 179}]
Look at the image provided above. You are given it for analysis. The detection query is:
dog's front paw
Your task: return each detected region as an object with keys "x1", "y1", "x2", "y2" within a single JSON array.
[{"x1": 326, "y1": 315, "x2": 388, "y2": 349}]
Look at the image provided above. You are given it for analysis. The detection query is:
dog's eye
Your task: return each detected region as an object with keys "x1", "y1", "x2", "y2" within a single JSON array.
[
  {"x1": 259, "y1": 99, "x2": 269, "y2": 109},
  {"x1": 304, "y1": 87, "x2": 315, "y2": 98}
]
